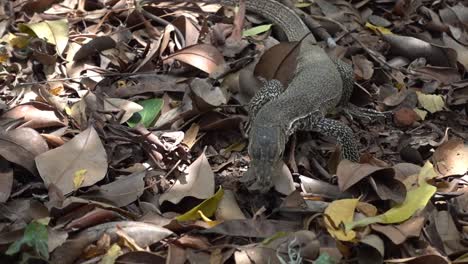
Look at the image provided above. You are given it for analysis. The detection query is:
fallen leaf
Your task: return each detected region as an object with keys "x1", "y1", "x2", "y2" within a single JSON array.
[
  {"x1": 35, "y1": 126, "x2": 108, "y2": 195},
  {"x1": 242, "y1": 24, "x2": 273, "y2": 37},
  {"x1": 51, "y1": 221, "x2": 172, "y2": 263},
  {"x1": 324, "y1": 198, "x2": 359, "y2": 241},
  {"x1": 101, "y1": 244, "x2": 122, "y2": 264},
  {"x1": 416, "y1": 91, "x2": 445, "y2": 113},
  {"x1": 182, "y1": 123, "x2": 200, "y2": 149},
  {"x1": 73, "y1": 36, "x2": 116, "y2": 61},
  {"x1": 159, "y1": 152, "x2": 215, "y2": 205},
  {"x1": 103, "y1": 98, "x2": 144, "y2": 124},
  {"x1": 176, "y1": 187, "x2": 224, "y2": 222},
  {"x1": 85, "y1": 171, "x2": 146, "y2": 207},
  {"x1": 365, "y1": 22, "x2": 392, "y2": 35},
  {"x1": 215, "y1": 190, "x2": 246, "y2": 220},
  {"x1": 165, "y1": 44, "x2": 226, "y2": 76},
  {"x1": 73, "y1": 169, "x2": 87, "y2": 190},
  {"x1": 346, "y1": 162, "x2": 437, "y2": 230},
  {"x1": 371, "y1": 216, "x2": 425, "y2": 244},
  {"x1": 336, "y1": 160, "x2": 394, "y2": 191},
  {"x1": 19, "y1": 19, "x2": 69, "y2": 55},
  {"x1": 432, "y1": 138, "x2": 468, "y2": 177},
  {"x1": 127, "y1": 98, "x2": 163, "y2": 128}
]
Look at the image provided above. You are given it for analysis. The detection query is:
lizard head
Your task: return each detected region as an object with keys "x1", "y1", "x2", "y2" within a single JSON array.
[
  {"x1": 248, "y1": 124, "x2": 286, "y2": 162},
  {"x1": 244, "y1": 124, "x2": 286, "y2": 192}
]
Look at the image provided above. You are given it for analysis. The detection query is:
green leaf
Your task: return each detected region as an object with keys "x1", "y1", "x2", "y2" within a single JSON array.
[
  {"x1": 19, "y1": 19, "x2": 69, "y2": 55},
  {"x1": 242, "y1": 24, "x2": 272, "y2": 37},
  {"x1": 6, "y1": 220, "x2": 49, "y2": 259},
  {"x1": 127, "y1": 98, "x2": 163, "y2": 128},
  {"x1": 176, "y1": 187, "x2": 224, "y2": 222}
]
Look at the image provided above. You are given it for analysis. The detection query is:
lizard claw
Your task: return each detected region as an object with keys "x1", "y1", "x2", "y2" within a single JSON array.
[{"x1": 344, "y1": 103, "x2": 388, "y2": 121}]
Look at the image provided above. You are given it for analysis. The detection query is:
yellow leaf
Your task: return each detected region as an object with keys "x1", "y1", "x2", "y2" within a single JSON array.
[
  {"x1": 182, "y1": 123, "x2": 200, "y2": 149},
  {"x1": 416, "y1": 92, "x2": 445, "y2": 113},
  {"x1": 378, "y1": 180, "x2": 435, "y2": 223},
  {"x1": 324, "y1": 198, "x2": 359, "y2": 241},
  {"x1": 176, "y1": 187, "x2": 224, "y2": 222},
  {"x1": 8, "y1": 33, "x2": 30, "y2": 49},
  {"x1": 365, "y1": 22, "x2": 392, "y2": 35},
  {"x1": 197, "y1": 210, "x2": 220, "y2": 227},
  {"x1": 19, "y1": 19, "x2": 69, "y2": 55},
  {"x1": 73, "y1": 169, "x2": 87, "y2": 189},
  {"x1": 346, "y1": 162, "x2": 437, "y2": 230},
  {"x1": 101, "y1": 244, "x2": 122, "y2": 264},
  {"x1": 413, "y1": 108, "x2": 427, "y2": 120},
  {"x1": 418, "y1": 161, "x2": 438, "y2": 183}
]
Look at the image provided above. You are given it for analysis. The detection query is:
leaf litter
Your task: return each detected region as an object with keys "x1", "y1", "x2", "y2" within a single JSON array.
[{"x1": 0, "y1": 0, "x2": 467, "y2": 263}]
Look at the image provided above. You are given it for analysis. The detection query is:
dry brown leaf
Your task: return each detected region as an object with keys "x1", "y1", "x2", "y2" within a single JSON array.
[
  {"x1": 35, "y1": 126, "x2": 108, "y2": 195},
  {"x1": 165, "y1": 44, "x2": 226, "y2": 76},
  {"x1": 159, "y1": 152, "x2": 215, "y2": 205},
  {"x1": 432, "y1": 138, "x2": 468, "y2": 177}
]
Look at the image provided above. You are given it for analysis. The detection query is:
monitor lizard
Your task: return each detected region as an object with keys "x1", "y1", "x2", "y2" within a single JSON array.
[
  {"x1": 223, "y1": 0, "x2": 361, "y2": 192},
  {"x1": 139, "y1": 0, "x2": 365, "y2": 192}
]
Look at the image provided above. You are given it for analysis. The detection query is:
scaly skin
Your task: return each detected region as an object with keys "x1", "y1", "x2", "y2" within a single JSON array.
[{"x1": 219, "y1": 0, "x2": 359, "y2": 192}]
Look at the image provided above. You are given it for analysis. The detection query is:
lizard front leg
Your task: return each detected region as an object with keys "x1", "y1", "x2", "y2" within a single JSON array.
[
  {"x1": 243, "y1": 79, "x2": 284, "y2": 135},
  {"x1": 295, "y1": 116, "x2": 360, "y2": 162}
]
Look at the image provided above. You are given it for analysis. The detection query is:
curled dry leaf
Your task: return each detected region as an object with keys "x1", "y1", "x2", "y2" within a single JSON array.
[
  {"x1": 1, "y1": 102, "x2": 65, "y2": 129},
  {"x1": 165, "y1": 44, "x2": 226, "y2": 77},
  {"x1": 254, "y1": 41, "x2": 300, "y2": 86},
  {"x1": 352, "y1": 54, "x2": 374, "y2": 80},
  {"x1": 73, "y1": 36, "x2": 116, "y2": 61},
  {"x1": 0, "y1": 128, "x2": 49, "y2": 175},
  {"x1": 336, "y1": 160, "x2": 394, "y2": 192},
  {"x1": 357, "y1": 234, "x2": 384, "y2": 264},
  {"x1": 35, "y1": 126, "x2": 108, "y2": 195},
  {"x1": 371, "y1": 216, "x2": 425, "y2": 245},
  {"x1": 432, "y1": 138, "x2": 468, "y2": 177}
]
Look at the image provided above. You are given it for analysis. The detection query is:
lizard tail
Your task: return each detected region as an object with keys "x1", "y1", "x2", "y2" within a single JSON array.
[{"x1": 219, "y1": 0, "x2": 315, "y2": 43}]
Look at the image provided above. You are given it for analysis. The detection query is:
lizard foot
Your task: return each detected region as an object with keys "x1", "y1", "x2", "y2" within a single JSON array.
[{"x1": 344, "y1": 103, "x2": 390, "y2": 121}]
